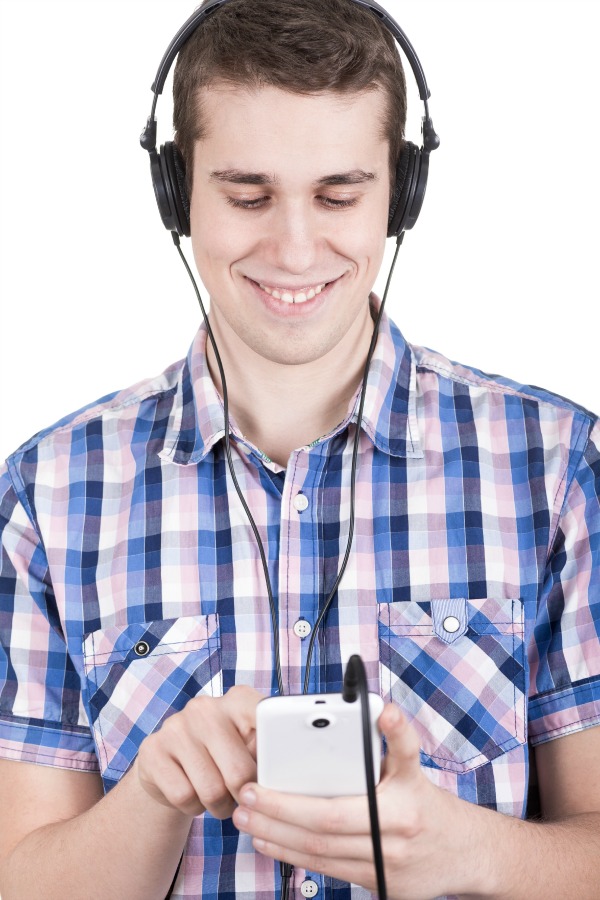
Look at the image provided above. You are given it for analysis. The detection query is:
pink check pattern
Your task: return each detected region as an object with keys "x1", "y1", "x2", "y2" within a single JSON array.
[{"x1": 1, "y1": 304, "x2": 599, "y2": 899}]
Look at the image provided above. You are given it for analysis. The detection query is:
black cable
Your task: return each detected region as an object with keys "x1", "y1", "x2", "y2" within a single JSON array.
[
  {"x1": 302, "y1": 233, "x2": 403, "y2": 694},
  {"x1": 174, "y1": 230, "x2": 404, "y2": 700},
  {"x1": 343, "y1": 655, "x2": 386, "y2": 899},
  {"x1": 279, "y1": 861, "x2": 293, "y2": 900},
  {"x1": 172, "y1": 232, "x2": 404, "y2": 900},
  {"x1": 172, "y1": 232, "x2": 285, "y2": 697}
]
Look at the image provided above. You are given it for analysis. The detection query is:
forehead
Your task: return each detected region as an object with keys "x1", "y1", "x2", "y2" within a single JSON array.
[{"x1": 195, "y1": 83, "x2": 389, "y2": 176}]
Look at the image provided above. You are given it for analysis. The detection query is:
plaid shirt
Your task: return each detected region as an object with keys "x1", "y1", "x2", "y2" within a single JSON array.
[{"x1": 1, "y1": 305, "x2": 599, "y2": 900}]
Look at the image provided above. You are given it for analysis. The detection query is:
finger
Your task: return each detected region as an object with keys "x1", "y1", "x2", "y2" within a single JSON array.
[
  {"x1": 158, "y1": 712, "x2": 243, "y2": 819},
  {"x1": 153, "y1": 717, "x2": 234, "y2": 819},
  {"x1": 136, "y1": 751, "x2": 206, "y2": 817},
  {"x1": 233, "y1": 805, "x2": 374, "y2": 864},
  {"x1": 245, "y1": 831, "x2": 374, "y2": 890},
  {"x1": 237, "y1": 784, "x2": 372, "y2": 836},
  {"x1": 222, "y1": 684, "x2": 264, "y2": 746},
  {"x1": 193, "y1": 705, "x2": 258, "y2": 803},
  {"x1": 378, "y1": 703, "x2": 421, "y2": 782},
  {"x1": 179, "y1": 733, "x2": 239, "y2": 820}
]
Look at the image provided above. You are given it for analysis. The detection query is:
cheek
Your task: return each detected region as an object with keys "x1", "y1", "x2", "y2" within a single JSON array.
[
  {"x1": 343, "y1": 192, "x2": 389, "y2": 268},
  {"x1": 190, "y1": 195, "x2": 248, "y2": 279}
]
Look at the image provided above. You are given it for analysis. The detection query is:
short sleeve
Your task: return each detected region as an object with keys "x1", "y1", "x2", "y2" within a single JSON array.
[
  {"x1": 528, "y1": 418, "x2": 600, "y2": 744},
  {"x1": 0, "y1": 465, "x2": 99, "y2": 771}
]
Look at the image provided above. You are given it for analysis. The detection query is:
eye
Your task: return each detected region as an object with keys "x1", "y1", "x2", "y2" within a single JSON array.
[
  {"x1": 226, "y1": 196, "x2": 270, "y2": 210},
  {"x1": 319, "y1": 196, "x2": 359, "y2": 209}
]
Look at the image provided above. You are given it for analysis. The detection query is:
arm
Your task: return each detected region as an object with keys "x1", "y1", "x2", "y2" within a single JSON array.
[
  {"x1": 0, "y1": 686, "x2": 262, "y2": 900},
  {"x1": 233, "y1": 707, "x2": 600, "y2": 900},
  {"x1": 0, "y1": 760, "x2": 191, "y2": 900},
  {"x1": 0, "y1": 465, "x2": 260, "y2": 897},
  {"x1": 475, "y1": 725, "x2": 600, "y2": 899}
]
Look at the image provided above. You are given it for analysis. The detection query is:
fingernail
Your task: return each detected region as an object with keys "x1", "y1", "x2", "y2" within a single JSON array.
[
  {"x1": 241, "y1": 788, "x2": 257, "y2": 807},
  {"x1": 236, "y1": 809, "x2": 249, "y2": 827},
  {"x1": 253, "y1": 838, "x2": 265, "y2": 850}
]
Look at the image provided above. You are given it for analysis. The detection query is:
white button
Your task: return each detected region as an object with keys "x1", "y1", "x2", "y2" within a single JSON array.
[
  {"x1": 301, "y1": 880, "x2": 319, "y2": 898},
  {"x1": 293, "y1": 493, "x2": 309, "y2": 512},
  {"x1": 239, "y1": 443, "x2": 252, "y2": 455},
  {"x1": 443, "y1": 615, "x2": 460, "y2": 633},
  {"x1": 293, "y1": 619, "x2": 312, "y2": 638}
]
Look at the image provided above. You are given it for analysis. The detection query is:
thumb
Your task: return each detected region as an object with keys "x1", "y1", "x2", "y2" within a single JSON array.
[{"x1": 379, "y1": 703, "x2": 421, "y2": 782}]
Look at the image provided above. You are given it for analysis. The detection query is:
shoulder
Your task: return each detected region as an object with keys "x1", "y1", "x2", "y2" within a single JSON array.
[
  {"x1": 3, "y1": 357, "x2": 185, "y2": 495},
  {"x1": 410, "y1": 341, "x2": 598, "y2": 424},
  {"x1": 405, "y1": 342, "x2": 599, "y2": 499}
]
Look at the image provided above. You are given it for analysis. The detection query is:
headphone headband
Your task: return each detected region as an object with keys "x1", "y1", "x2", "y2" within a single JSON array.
[
  {"x1": 150, "y1": 0, "x2": 431, "y2": 103},
  {"x1": 141, "y1": 0, "x2": 440, "y2": 239}
]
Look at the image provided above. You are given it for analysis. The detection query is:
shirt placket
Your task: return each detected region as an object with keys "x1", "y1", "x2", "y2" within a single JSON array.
[{"x1": 277, "y1": 445, "x2": 327, "y2": 696}]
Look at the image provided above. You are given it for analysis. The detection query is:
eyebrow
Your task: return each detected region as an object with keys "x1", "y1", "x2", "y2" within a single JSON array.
[{"x1": 209, "y1": 169, "x2": 377, "y2": 187}]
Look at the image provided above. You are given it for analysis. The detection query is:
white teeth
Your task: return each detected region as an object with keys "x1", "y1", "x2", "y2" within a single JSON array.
[{"x1": 257, "y1": 281, "x2": 327, "y2": 304}]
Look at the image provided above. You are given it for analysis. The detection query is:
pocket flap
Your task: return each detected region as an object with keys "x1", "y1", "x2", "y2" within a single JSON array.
[{"x1": 431, "y1": 597, "x2": 468, "y2": 644}]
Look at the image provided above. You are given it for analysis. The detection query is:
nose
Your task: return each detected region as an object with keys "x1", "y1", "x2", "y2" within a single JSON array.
[{"x1": 266, "y1": 199, "x2": 321, "y2": 276}]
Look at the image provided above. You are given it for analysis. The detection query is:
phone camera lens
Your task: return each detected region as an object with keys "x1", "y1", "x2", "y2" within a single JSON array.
[{"x1": 312, "y1": 718, "x2": 330, "y2": 728}]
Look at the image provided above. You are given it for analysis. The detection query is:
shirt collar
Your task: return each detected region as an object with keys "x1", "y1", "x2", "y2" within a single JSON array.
[
  {"x1": 159, "y1": 326, "x2": 231, "y2": 465},
  {"x1": 159, "y1": 297, "x2": 422, "y2": 466},
  {"x1": 348, "y1": 297, "x2": 423, "y2": 459}
]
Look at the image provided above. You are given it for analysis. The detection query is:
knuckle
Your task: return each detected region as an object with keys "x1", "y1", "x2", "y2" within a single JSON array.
[
  {"x1": 303, "y1": 832, "x2": 329, "y2": 858},
  {"x1": 201, "y1": 780, "x2": 230, "y2": 809},
  {"x1": 169, "y1": 783, "x2": 197, "y2": 810},
  {"x1": 159, "y1": 710, "x2": 185, "y2": 738},
  {"x1": 137, "y1": 733, "x2": 168, "y2": 777},
  {"x1": 189, "y1": 694, "x2": 213, "y2": 716},
  {"x1": 225, "y1": 684, "x2": 257, "y2": 708},
  {"x1": 227, "y1": 759, "x2": 256, "y2": 793},
  {"x1": 400, "y1": 806, "x2": 422, "y2": 840}
]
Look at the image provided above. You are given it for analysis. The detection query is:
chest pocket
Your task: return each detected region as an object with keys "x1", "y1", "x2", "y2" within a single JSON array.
[
  {"x1": 378, "y1": 598, "x2": 526, "y2": 773},
  {"x1": 82, "y1": 614, "x2": 221, "y2": 783}
]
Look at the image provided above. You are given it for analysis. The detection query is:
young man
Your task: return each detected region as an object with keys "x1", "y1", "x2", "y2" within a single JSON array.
[{"x1": 0, "y1": 1, "x2": 599, "y2": 898}]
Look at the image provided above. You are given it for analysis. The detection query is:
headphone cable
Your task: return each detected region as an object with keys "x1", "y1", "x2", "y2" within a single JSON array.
[
  {"x1": 173, "y1": 230, "x2": 403, "y2": 694},
  {"x1": 172, "y1": 232, "x2": 403, "y2": 899},
  {"x1": 172, "y1": 232, "x2": 286, "y2": 695},
  {"x1": 302, "y1": 233, "x2": 403, "y2": 694}
]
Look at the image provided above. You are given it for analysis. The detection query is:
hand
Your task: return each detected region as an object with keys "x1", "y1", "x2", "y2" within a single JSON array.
[
  {"x1": 135, "y1": 685, "x2": 264, "y2": 820},
  {"x1": 232, "y1": 703, "x2": 470, "y2": 900}
]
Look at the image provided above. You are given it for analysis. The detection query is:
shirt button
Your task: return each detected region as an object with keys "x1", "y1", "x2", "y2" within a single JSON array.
[
  {"x1": 293, "y1": 619, "x2": 312, "y2": 639},
  {"x1": 238, "y1": 443, "x2": 252, "y2": 456},
  {"x1": 443, "y1": 616, "x2": 460, "y2": 634},
  {"x1": 293, "y1": 493, "x2": 309, "y2": 512},
  {"x1": 301, "y1": 880, "x2": 319, "y2": 898},
  {"x1": 134, "y1": 640, "x2": 150, "y2": 656}
]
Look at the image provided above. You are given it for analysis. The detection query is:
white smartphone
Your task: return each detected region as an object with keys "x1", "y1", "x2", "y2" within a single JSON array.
[{"x1": 256, "y1": 691, "x2": 384, "y2": 797}]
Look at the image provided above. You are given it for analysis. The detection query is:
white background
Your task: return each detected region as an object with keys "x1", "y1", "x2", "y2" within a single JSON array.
[{"x1": 0, "y1": 0, "x2": 598, "y2": 462}]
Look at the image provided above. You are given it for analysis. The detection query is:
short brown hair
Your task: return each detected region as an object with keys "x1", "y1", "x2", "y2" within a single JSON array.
[{"x1": 173, "y1": 0, "x2": 407, "y2": 195}]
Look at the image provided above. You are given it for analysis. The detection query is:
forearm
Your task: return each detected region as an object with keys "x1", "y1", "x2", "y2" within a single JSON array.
[
  {"x1": 0, "y1": 761, "x2": 193, "y2": 900},
  {"x1": 445, "y1": 791, "x2": 600, "y2": 899}
]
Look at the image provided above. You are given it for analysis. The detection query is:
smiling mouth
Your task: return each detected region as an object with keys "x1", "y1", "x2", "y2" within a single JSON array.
[{"x1": 254, "y1": 280, "x2": 331, "y2": 304}]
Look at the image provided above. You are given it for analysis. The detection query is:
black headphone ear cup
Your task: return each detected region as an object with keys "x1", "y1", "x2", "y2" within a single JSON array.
[
  {"x1": 163, "y1": 142, "x2": 191, "y2": 237},
  {"x1": 387, "y1": 142, "x2": 417, "y2": 238}
]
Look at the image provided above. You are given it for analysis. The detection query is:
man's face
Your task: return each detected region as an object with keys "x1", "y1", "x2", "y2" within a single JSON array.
[{"x1": 189, "y1": 84, "x2": 390, "y2": 368}]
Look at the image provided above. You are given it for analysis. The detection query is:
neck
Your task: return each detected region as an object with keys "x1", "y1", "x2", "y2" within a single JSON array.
[{"x1": 205, "y1": 303, "x2": 376, "y2": 467}]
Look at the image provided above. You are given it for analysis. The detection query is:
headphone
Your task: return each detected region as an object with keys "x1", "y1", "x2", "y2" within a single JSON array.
[{"x1": 140, "y1": 0, "x2": 440, "y2": 240}]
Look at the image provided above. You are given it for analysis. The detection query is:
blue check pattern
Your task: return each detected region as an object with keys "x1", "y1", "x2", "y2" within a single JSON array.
[{"x1": 1, "y1": 304, "x2": 600, "y2": 899}]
